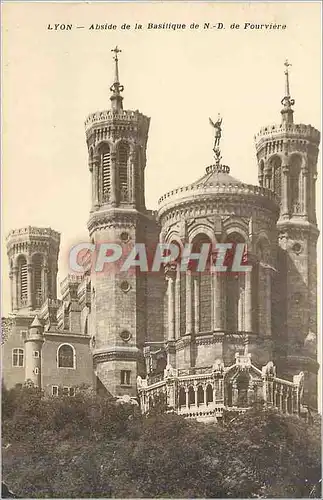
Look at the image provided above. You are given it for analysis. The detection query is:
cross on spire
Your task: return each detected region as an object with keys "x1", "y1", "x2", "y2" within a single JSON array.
[
  {"x1": 281, "y1": 58, "x2": 295, "y2": 125},
  {"x1": 284, "y1": 59, "x2": 292, "y2": 96},
  {"x1": 110, "y1": 46, "x2": 124, "y2": 111}
]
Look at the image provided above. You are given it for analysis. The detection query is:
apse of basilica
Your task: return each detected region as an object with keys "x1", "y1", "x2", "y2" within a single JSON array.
[{"x1": 2, "y1": 50, "x2": 320, "y2": 422}]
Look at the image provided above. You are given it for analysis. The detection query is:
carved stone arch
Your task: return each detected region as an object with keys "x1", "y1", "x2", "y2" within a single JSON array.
[
  {"x1": 164, "y1": 232, "x2": 183, "y2": 249},
  {"x1": 14, "y1": 253, "x2": 27, "y2": 267},
  {"x1": 94, "y1": 140, "x2": 114, "y2": 156},
  {"x1": 188, "y1": 224, "x2": 215, "y2": 244},
  {"x1": 115, "y1": 137, "x2": 136, "y2": 152},
  {"x1": 224, "y1": 225, "x2": 248, "y2": 244}
]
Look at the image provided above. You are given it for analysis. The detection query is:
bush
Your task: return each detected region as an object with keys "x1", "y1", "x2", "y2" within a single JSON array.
[{"x1": 2, "y1": 384, "x2": 321, "y2": 498}]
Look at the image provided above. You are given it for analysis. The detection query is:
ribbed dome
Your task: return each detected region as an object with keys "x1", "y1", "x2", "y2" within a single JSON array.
[{"x1": 192, "y1": 168, "x2": 243, "y2": 187}]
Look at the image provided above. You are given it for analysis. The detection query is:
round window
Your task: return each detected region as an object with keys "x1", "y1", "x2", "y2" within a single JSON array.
[
  {"x1": 120, "y1": 281, "x2": 131, "y2": 293},
  {"x1": 292, "y1": 243, "x2": 302, "y2": 254},
  {"x1": 120, "y1": 232, "x2": 130, "y2": 243},
  {"x1": 120, "y1": 330, "x2": 132, "y2": 342}
]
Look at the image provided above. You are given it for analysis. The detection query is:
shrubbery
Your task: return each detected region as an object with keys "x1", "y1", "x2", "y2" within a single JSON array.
[{"x1": 2, "y1": 384, "x2": 321, "y2": 498}]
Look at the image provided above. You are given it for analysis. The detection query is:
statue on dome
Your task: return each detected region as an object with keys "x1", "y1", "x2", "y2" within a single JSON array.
[{"x1": 209, "y1": 114, "x2": 223, "y2": 152}]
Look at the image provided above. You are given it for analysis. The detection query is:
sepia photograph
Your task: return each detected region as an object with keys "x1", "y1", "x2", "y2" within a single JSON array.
[{"x1": 1, "y1": 1, "x2": 322, "y2": 498}]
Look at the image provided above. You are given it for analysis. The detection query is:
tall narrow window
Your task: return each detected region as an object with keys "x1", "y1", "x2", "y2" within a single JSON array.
[
  {"x1": 33, "y1": 254, "x2": 43, "y2": 307},
  {"x1": 120, "y1": 370, "x2": 131, "y2": 385},
  {"x1": 290, "y1": 155, "x2": 302, "y2": 213},
  {"x1": 271, "y1": 156, "x2": 282, "y2": 200},
  {"x1": 101, "y1": 146, "x2": 111, "y2": 202},
  {"x1": 18, "y1": 257, "x2": 28, "y2": 307},
  {"x1": 12, "y1": 348, "x2": 24, "y2": 367},
  {"x1": 118, "y1": 143, "x2": 129, "y2": 201}
]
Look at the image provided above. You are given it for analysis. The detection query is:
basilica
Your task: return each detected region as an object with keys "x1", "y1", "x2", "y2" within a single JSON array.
[{"x1": 2, "y1": 50, "x2": 320, "y2": 422}]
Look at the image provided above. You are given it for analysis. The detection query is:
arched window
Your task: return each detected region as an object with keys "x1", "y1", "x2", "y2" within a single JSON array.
[
  {"x1": 197, "y1": 385, "x2": 204, "y2": 405},
  {"x1": 12, "y1": 348, "x2": 24, "y2": 367},
  {"x1": 225, "y1": 233, "x2": 246, "y2": 332},
  {"x1": 179, "y1": 387, "x2": 186, "y2": 406},
  {"x1": 237, "y1": 372, "x2": 249, "y2": 408},
  {"x1": 188, "y1": 386, "x2": 195, "y2": 406},
  {"x1": 33, "y1": 254, "x2": 43, "y2": 307},
  {"x1": 191, "y1": 234, "x2": 212, "y2": 333},
  {"x1": 206, "y1": 384, "x2": 213, "y2": 404},
  {"x1": 101, "y1": 145, "x2": 111, "y2": 202},
  {"x1": 118, "y1": 142, "x2": 129, "y2": 201},
  {"x1": 18, "y1": 256, "x2": 28, "y2": 307},
  {"x1": 290, "y1": 155, "x2": 302, "y2": 213},
  {"x1": 57, "y1": 344, "x2": 75, "y2": 369},
  {"x1": 270, "y1": 156, "x2": 282, "y2": 200}
]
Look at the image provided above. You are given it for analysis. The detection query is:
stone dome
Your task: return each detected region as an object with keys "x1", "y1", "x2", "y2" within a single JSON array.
[
  {"x1": 191, "y1": 168, "x2": 243, "y2": 188},
  {"x1": 158, "y1": 164, "x2": 279, "y2": 219}
]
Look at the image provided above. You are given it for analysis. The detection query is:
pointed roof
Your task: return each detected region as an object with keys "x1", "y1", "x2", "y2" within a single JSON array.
[
  {"x1": 30, "y1": 315, "x2": 42, "y2": 328},
  {"x1": 110, "y1": 46, "x2": 124, "y2": 111}
]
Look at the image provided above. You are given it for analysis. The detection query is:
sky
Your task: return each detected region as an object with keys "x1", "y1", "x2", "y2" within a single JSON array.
[{"x1": 2, "y1": 1, "x2": 321, "y2": 321}]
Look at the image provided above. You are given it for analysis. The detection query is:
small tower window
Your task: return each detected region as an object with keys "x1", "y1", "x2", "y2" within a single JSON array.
[
  {"x1": 34, "y1": 367, "x2": 39, "y2": 375},
  {"x1": 33, "y1": 351, "x2": 40, "y2": 358},
  {"x1": 120, "y1": 370, "x2": 131, "y2": 386},
  {"x1": 118, "y1": 143, "x2": 129, "y2": 201},
  {"x1": 33, "y1": 254, "x2": 43, "y2": 307},
  {"x1": 57, "y1": 344, "x2": 75, "y2": 369},
  {"x1": 101, "y1": 146, "x2": 111, "y2": 202},
  {"x1": 12, "y1": 348, "x2": 24, "y2": 367},
  {"x1": 290, "y1": 155, "x2": 302, "y2": 213},
  {"x1": 18, "y1": 256, "x2": 28, "y2": 307}
]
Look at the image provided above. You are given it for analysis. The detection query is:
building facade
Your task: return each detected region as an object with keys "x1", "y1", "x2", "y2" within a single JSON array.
[{"x1": 2, "y1": 53, "x2": 320, "y2": 420}]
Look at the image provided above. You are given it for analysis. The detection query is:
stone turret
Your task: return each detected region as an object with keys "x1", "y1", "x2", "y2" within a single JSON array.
[
  {"x1": 24, "y1": 315, "x2": 44, "y2": 387},
  {"x1": 6, "y1": 226, "x2": 60, "y2": 313}
]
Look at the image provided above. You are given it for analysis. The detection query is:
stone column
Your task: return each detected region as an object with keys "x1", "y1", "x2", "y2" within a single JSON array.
[
  {"x1": 92, "y1": 154, "x2": 100, "y2": 207},
  {"x1": 258, "y1": 166, "x2": 264, "y2": 187},
  {"x1": 166, "y1": 267, "x2": 176, "y2": 341},
  {"x1": 213, "y1": 272, "x2": 223, "y2": 331},
  {"x1": 264, "y1": 268, "x2": 272, "y2": 337},
  {"x1": 27, "y1": 262, "x2": 33, "y2": 310},
  {"x1": 185, "y1": 271, "x2": 193, "y2": 334},
  {"x1": 42, "y1": 264, "x2": 48, "y2": 305},
  {"x1": 129, "y1": 151, "x2": 136, "y2": 207},
  {"x1": 193, "y1": 275, "x2": 200, "y2": 334},
  {"x1": 238, "y1": 275, "x2": 244, "y2": 331},
  {"x1": 203, "y1": 386, "x2": 207, "y2": 405},
  {"x1": 302, "y1": 167, "x2": 308, "y2": 216},
  {"x1": 244, "y1": 269, "x2": 253, "y2": 332},
  {"x1": 185, "y1": 387, "x2": 189, "y2": 409},
  {"x1": 110, "y1": 151, "x2": 117, "y2": 206},
  {"x1": 281, "y1": 164, "x2": 289, "y2": 217},
  {"x1": 194, "y1": 386, "x2": 198, "y2": 406},
  {"x1": 11, "y1": 266, "x2": 18, "y2": 312},
  {"x1": 174, "y1": 267, "x2": 181, "y2": 339}
]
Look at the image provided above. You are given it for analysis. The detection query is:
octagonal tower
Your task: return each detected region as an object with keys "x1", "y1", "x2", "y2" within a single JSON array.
[
  {"x1": 85, "y1": 47, "x2": 153, "y2": 397},
  {"x1": 254, "y1": 61, "x2": 320, "y2": 408},
  {"x1": 6, "y1": 226, "x2": 60, "y2": 314}
]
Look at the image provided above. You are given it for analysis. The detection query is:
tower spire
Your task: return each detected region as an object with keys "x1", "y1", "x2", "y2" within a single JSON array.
[
  {"x1": 110, "y1": 46, "x2": 124, "y2": 111},
  {"x1": 281, "y1": 59, "x2": 295, "y2": 124}
]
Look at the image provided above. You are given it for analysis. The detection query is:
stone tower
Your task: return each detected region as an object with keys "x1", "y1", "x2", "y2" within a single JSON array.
[
  {"x1": 255, "y1": 60, "x2": 320, "y2": 408},
  {"x1": 24, "y1": 315, "x2": 44, "y2": 387},
  {"x1": 85, "y1": 47, "x2": 151, "y2": 397},
  {"x1": 6, "y1": 226, "x2": 60, "y2": 313}
]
